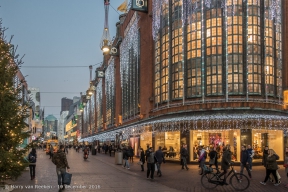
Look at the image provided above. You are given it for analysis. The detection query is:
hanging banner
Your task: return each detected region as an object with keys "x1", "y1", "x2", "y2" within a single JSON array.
[{"x1": 131, "y1": 0, "x2": 148, "y2": 12}]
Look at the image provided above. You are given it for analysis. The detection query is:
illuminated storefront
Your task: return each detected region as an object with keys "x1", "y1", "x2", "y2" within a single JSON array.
[
  {"x1": 79, "y1": 0, "x2": 288, "y2": 164},
  {"x1": 155, "y1": 131, "x2": 181, "y2": 160}
]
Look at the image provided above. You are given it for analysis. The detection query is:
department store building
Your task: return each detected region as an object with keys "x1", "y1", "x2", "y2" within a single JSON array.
[{"x1": 79, "y1": 0, "x2": 288, "y2": 163}]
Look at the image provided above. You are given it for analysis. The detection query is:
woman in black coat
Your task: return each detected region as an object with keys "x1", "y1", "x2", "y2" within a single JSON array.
[
  {"x1": 140, "y1": 148, "x2": 145, "y2": 171},
  {"x1": 219, "y1": 145, "x2": 232, "y2": 185},
  {"x1": 28, "y1": 148, "x2": 37, "y2": 180}
]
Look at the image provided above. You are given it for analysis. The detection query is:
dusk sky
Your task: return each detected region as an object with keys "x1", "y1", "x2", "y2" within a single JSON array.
[{"x1": 0, "y1": 0, "x2": 123, "y2": 118}]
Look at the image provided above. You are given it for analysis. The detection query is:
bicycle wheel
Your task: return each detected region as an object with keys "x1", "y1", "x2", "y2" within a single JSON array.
[
  {"x1": 229, "y1": 173, "x2": 250, "y2": 191},
  {"x1": 201, "y1": 173, "x2": 218, "y2": 189}
]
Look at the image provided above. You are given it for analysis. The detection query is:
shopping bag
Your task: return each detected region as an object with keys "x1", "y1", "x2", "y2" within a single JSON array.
[
  {"x1": 155, "y1": 164, "x2": 158, "y2": 172},
  {"x1": 63, "y1": 172, "x2": 72, "y2": 185},
  {"x1": 137, "y1": 161, "x2": 143, "y2": 165}
]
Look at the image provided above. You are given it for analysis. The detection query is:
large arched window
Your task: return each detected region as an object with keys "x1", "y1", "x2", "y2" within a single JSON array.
[
  {"x1": 187, "y1": 1, "x2": 202, "y2": 97},
  {"x1": 206, "y1": 2, "x2": 223, "y2": 95},
  {"x1": 227, "y1": 0, "x2": 244, "y2": 94},
  {"x1": 171, "y1": 0, "x2": 183, "y2": 99},
  {"x1": 247, "y1": 0, "x2": 261, "y2": 94},
  {"x1": 153, "y1": 0, "x2": 282, "y2": 103}
]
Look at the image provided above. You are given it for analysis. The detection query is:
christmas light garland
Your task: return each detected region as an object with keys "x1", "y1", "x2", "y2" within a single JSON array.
[
  {"x1": 96, "y1": 79, "x2": 103, "y2": 130},
  {"x1": 79, "y1": 112, "x2": 288, "y2": 142},
  {"x1": 152, "y1": 0, "x2": 169, "y2": 41},
  {"x1": 105, "y1": 58, "x2": 115, "y2": 126},
  {"x1": 120, "y1": 14, "x2": 139, "y2": 88}
]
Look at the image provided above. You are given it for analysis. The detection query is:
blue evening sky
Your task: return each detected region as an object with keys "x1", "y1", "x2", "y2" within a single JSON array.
[{"x1": 0, "y1": 0, "x2": 123, "y2": 118}]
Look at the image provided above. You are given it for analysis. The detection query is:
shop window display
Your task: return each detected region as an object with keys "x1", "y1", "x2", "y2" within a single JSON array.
[
  {"x1": 154, "y1": 131, "x2": 180, "y2": 161},
  {"x1": 155, "y1": 132, "x2": 165, "y2": 151},
  {"x1": 129, "y1": 136, "x2": 140, "y2": 157},
  {"x1": 252, "y1": 129, "x2": 283, "y2": 161},
  {"x1": 190, "y1": 130, "x2": 240, "y2": 162},
  {"x1": 140, "y1": 132, "x2": 152, "y2": 150}
]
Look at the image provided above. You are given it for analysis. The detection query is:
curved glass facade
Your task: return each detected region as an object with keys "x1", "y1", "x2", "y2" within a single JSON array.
[{"x1": 154, "y1": 0, "x2": 282, "y2": 104}]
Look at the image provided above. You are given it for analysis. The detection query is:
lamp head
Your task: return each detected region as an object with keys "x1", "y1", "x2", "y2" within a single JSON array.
[{"x1": 101, "y1": 39, "x2": 110, "y2": 54}]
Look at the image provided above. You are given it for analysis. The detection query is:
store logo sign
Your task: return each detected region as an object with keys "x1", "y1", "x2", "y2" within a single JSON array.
[{"x1": 131, "y1": 0, "x2": 148, "y2": 12}]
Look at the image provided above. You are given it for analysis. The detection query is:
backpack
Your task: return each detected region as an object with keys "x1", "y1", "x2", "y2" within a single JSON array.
[{"x1": 29, "y1": 153, "x2": 36, "y2": 163}]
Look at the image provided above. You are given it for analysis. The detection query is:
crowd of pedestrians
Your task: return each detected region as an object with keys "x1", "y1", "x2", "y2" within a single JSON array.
[{"x1": 28, "y1": 141, "x2": 288, "y2": 191}]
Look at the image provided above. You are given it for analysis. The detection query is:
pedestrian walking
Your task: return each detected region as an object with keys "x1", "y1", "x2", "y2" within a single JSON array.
[
  {"x1": 94, "y1": 145, "x2": 98, "y2": 155},
  {"x1": 155, "y1": 146, "x2": 165, "y2": 177},
  {"x1": 52, "y1": 145, "x2": 70, "y2": 191},
  {"x1": 49, "y1": 145, "x2": 54, "y2": 159},
  {"x1": 104, "y1": 144, "x2": 108, "y2": 154},
  {"x1": 208, "y1": 147, "x2": 219, "y2": 173},
  {"x1": 146, "y1": 147, "x2": 157, "y2": 179},
  {"x1": 128, "y1": 146, "x2": 134, "y2": 162},
  {"x1": 260, "y1": 149, "x2": 280, "y2": 186},
  {"x1": 262, "y1": 146, "x2": 269, "y2": 167},
  {"x1": 65, "y1": 145, "x2": 68, "y2": 155},
  {"x1": 218, "y1": 144, "x2": 232, "y2": 185},
  {"x1": 283, "y1": 147, "x2": 288, "y2": 188},
  {"x1": 240, "y1": 145, "x2": 252, "y2": 179},
  {"x1": 28, "y1": 148, "x2": 37, "y2": 180},
  {"x1": 180, "y1": 144, "x2": 189, "y2": 170},
  {"x1": 109, "y1": 144, "x2": 112, "y2": 156},
  {"x1": 198, "y1": 146, "x2": 207, "y2": 175},
  {"x1": 247, "y1": 145, "x2": 254, "y2": 171},
  {"x1": 122, "y1": 147, "x2": 130, "y2": 169},
  {"x1": 139, "y1": 148, "x2": 145, "y2": 171}
]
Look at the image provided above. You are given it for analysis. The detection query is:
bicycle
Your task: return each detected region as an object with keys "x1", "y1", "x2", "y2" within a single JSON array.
[{"x1": 201, "y1": 162, "x2": 250, "y2": 191}]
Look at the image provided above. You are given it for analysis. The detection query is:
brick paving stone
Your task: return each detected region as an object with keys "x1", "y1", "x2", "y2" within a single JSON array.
[
  {"x1": 91, "y1": 151, "x2": 288, "y2": 192},
  {"x1": 4, "y1": 149, "x2": 181, "y2": 192},
  {"x1": 4, "y1": 148, "x2": 288, "y2": 192}
]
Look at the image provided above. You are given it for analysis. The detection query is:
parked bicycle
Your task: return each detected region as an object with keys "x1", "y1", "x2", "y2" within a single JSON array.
[{"x1": 201, "y1": 162, "x2": 250, "y2": 191}]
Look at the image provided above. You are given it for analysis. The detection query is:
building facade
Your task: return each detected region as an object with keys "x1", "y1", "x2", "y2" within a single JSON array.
[
  {"x1": 44, "y1": 115, "x2": 58, "y2": 140},
  {"x1": 79, "y1": 0, "x2": 288, "y2": 163},
  {"x1": 61, "y1": 97, "x2": 73, "y2": 115},
  {"x1": 58, "y1": 111, "x2": 69, "y2": 143},
  {"x1": 64, "y1": 97, "x2": 81, "y2": 144},
  {"x1": 15, "y1": 70, "x2": 33, "y2": 147},
  {"x1": 29, "y1": 87, "x2": 44, "y2": 141}
]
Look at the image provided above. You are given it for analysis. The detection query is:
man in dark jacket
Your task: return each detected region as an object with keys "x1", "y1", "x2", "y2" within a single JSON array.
[
  {"x1": 240, "y1": 146, "x2": 252, "y2": 178},
  {"x1": 219, "y1": 145, "x2": 232, "y2": 185},
  {"x1": 262, "y1": 146, "x2": 269, "y2": 167},
  {"x1": 208, "y1": 147, "x2": 219, "y2": 173},
  {"x1": 155, "y1": 146, "x2": 165, "y2": 177},
  {"x1": 146, "y1": 147, "x2": 157, "y2": 179},
  {"x1": 52, "y1": 145, "x2": 70, "y2": 191},
  {"x1": 180, "y1": 144, "x2": 189, "y2": 170},
  {"x1": 247, "y1": 145, "x2": 254, "y2": 171},
  {"x1": 140, "y1": 148, "x2": 145, "y2": 171},
  {"x1": 122, "y1": 147, "x2": 130, "y2": 169}
]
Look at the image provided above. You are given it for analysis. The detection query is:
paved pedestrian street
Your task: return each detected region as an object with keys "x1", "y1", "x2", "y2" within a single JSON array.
[{"x1": 4, "y1": 149, "x2": 288, "y2": 192}]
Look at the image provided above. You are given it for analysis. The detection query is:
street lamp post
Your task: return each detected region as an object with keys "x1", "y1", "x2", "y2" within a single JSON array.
[{"x1": 100, "y1": 0, "x2": 111, "y2": 55}]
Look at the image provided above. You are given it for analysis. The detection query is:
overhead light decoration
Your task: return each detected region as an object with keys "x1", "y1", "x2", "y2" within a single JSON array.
[{"x1": 100, "y1": 0, "x2": 111, "y2": 54}]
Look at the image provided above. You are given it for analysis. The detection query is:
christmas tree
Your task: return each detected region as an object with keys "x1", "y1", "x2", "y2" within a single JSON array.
[{"x1": 0, "y1": 19, "x2": 30, "y2": 183}]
